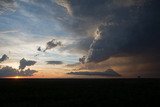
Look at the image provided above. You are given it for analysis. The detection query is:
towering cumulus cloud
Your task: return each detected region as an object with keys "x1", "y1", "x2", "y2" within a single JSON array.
[
  {"x1": 19, "y1": 58, "x2": 36, "y2": 70},
  {"x1": 56, "y1": 0, "x2": 160, "y2": 62},
  {"x1": 87, "y1": 0, "x2": 160, "y2": 62}
]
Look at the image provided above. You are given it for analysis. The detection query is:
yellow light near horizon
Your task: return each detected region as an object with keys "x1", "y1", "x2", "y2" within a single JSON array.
[{"x1": 14, "y1": 76, "x2": 20, "y2": 79}]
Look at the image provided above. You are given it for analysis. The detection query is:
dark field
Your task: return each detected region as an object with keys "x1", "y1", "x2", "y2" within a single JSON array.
[{"x1": 0, "y1": 79, "x2": 160, "y2": 106}]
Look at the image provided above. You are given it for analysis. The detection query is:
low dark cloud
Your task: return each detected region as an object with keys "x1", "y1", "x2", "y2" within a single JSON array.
[
  {"x1": 46, "y1": 61, "x2": 63, "y2": 65},
  {"x1": 44, "y1": 39, "x2": 62, "y2": 52},
  {"x1": 67, "y1": 69, "x2": 120, "y2": 77},
  {"x1": 37, "y1": 46, "x2": 42, "y2": 51},
  {"x1": 34, "y1": 39, "x2": 63, "y2": 57},
  {"x1": 79, "y1": 56, "x2": 86, "y2": 64},
  {"x1": 0, "y1": 66, "x2": 38, "y2": 77},
  {"x1": 19, "y1": 58, "x2": 36, "y2": 70},
  {"x1": 0, "y1": 54, "x2": 9, "y2": 63}
]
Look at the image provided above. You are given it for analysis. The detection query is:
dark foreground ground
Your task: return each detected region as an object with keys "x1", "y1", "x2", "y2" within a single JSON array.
[{"x1": 0, "y1": 78, "x2": 160, "y2": 106}]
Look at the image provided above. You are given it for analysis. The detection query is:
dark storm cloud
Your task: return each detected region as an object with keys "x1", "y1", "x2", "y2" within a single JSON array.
[
  {"x1": 54, "y1": 0, "x2": 160, "y2": 77},
  {"x1": 0, "y1": 66, "x2": 38, "y2": 77},
  {"x1": 44, "y1": 39, "x2": 62, "y2": 52},
  {"x1": 0, "y1": 54, "x2": 9, "y2": 63},
  {"x1": 87, "y1": 0, "x2": 160, "y2": 62},
  {"x1": 46, "y1": 61, "x2": 63, "y2": 65},
  {"x1": 19, "y1": 58, "x2": 36, "y2": 70},
  {"x1": 56, "y1": 0, "x2": 160, "y2": 63},
  {"x1": 67, "y1": 69, "x2": 120, "y2": 77},
  {"x1": 0, "y1": 0, "x2": 16, "y2": 14}
]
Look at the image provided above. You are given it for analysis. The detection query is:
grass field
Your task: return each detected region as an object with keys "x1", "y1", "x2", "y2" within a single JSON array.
[{"x1": 0, "y1": 78, "x2": 159, "y2": 106}]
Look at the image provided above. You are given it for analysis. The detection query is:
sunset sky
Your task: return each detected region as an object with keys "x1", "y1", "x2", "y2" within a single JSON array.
[{"x1": 0, "y1": 0, "x2": 160, "y2": 78}]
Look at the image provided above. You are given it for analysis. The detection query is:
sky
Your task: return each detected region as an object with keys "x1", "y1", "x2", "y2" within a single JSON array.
[{"x1": 0, "y1": 0, "x2": 160, "y2": 78}]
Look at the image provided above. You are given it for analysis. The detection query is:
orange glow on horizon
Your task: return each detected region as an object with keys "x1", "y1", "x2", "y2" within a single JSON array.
[{"x1": 14, "y1": 76, "x2": 20, "y2": 79}]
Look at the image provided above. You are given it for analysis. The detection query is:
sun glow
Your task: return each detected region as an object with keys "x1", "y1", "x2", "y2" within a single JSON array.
[{"x1": 14, "y1": 76, "x2": 20, "y2": 79}]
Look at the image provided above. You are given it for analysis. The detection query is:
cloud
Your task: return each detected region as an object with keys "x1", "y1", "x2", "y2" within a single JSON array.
[
  {"x1": 67, "y1": 69, "x2": 120, "y2": 77},
  {"x1": 46, "y1": 61, "x2": 63, "y2": 65},
  {"x1": 78, "y1": 0, "x2": 159, "y2": 62},
  {"x1": 44, "y1": 39, "x2": 62, "y2": 52},
  {"x1": 29, "y1": 0, "x2": 160, "y2": 77},
  {"x1": 53, "y1": 0, "x2": 160, "y2": 66},
  {"x1": 58, "y1": 1, "x2": 160, "y2": 77},
  {"x1": 0, "y1": 54, "x2": 9, "y2": 63},
  {"x1": 76, "y1": 56, "x2": 160, "y2": 77},
  {"x1": 106, "y1": 56, "x2": 160, "y2": 77},
  {"x1": 59, "y1": 37, "x2": 93, "y2": 55},
  {"x1": 34, "y1": 46, "x2": 42, "y2": 57},
  {"x1": 19, "y1": 58, "x2": 36, "y2": 70},
  {"x1": 0, "y1": 0, "x2": 17, "y2": 15},
  {"x1": 55, "y1": 0, "x2": 72, "y2": 15},
  {"x1": 79, "y1": 56, "x2": 86, "y2": 64},
  {"x1": 66, "y1": 63, "x2": 80, "y2": 67},
  {"x1": 37, "y1": 46, "x2": 42, "y2": 51},
  {"x1": 0, "y1": 0, "x2": 159, "y2": 77},
  {"x1": 0, "y1": 66, "x2": 38, "y2": 77}
]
